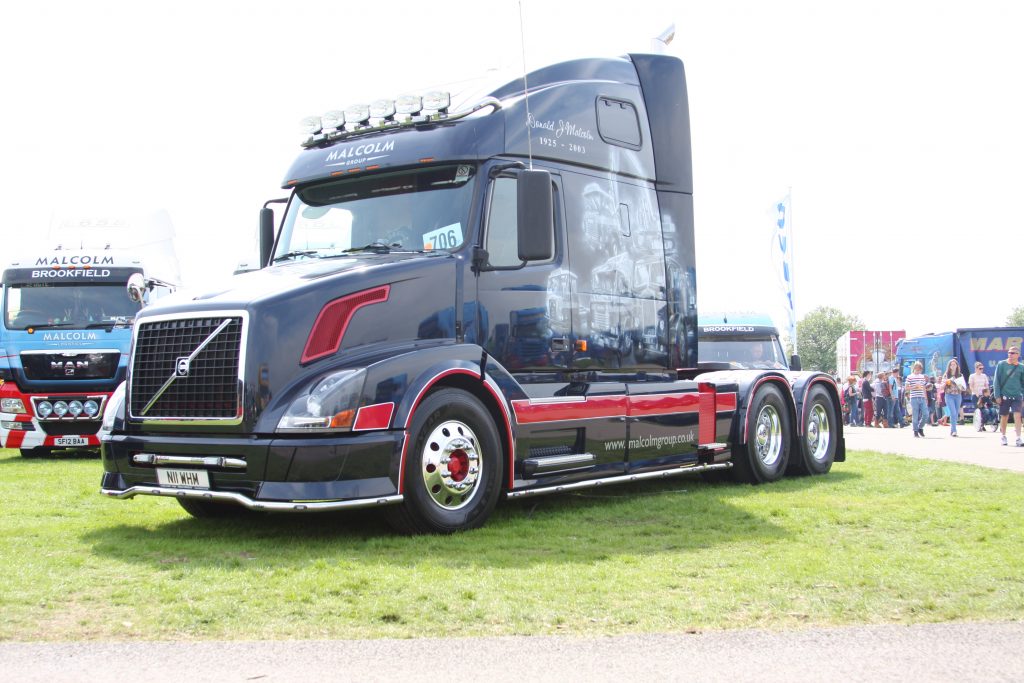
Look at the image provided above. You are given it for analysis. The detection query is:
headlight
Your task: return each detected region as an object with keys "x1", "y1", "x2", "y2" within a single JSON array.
[
  {"x1": 83, "y1": 400, "x2": 100, "y2": 418},
  {"x1": 37, "y1": 400, "x2": 54, "y2": 418},
  {"x1": 276, "y1": 368, "x2": 366, "y2": 432},
  {"x1": 1, "y1": 398, "x2": 26, "y2": 414},
  {"x1": 68, "y1": 400, "x2": 84, "y2": 417},
  {"x1": 101, "y1": 382, "x2": 126, "y2": 434},
  {"x1": 53, "y1": 401, "x2": 69, "y2": 417}
]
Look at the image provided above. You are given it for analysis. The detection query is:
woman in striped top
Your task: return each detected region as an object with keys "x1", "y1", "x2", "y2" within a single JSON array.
[{"x1": 905, "y1": 361, "x2": 929, "y2": 438}]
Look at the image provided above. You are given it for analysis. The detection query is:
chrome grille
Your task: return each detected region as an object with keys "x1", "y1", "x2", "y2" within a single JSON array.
[{"x1": 130, "y1": 316, "x2": 243, "y2": 420}]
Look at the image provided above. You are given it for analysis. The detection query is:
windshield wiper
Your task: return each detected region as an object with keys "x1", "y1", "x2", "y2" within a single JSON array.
[
  {"x1": 85, "y1": 318, "x2": 134, "y2": 330},
  {"x1": 22, "y1": 322, "x2": 79, "y2": 330},
  {"x1": 345, "y1": 240, "x2": 397, "y2": 254},
  {"x1": 272, "y1": 249, "x2": 321, "y2": 262}
]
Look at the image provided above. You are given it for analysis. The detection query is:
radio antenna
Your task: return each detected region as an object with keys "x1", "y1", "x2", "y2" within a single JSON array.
[{"x1": 518, "y1": 0, "x2": 533, "y2": 169}]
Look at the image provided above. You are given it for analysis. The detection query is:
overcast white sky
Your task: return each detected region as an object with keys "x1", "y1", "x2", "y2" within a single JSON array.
[{"x1": 2, "y1": 0, "x2": 1021, "y2": 338}]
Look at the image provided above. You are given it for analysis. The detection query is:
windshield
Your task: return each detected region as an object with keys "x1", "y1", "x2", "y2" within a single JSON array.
[
  {"x1": 276, "y1": 164, "x2": 477, "y2": 260},
  {"x1": 699, "y1": 336, "x2": 789, "y2": 370},
  {"x1": 4, "y1": 283, "x2": 141, "y2": 330}
]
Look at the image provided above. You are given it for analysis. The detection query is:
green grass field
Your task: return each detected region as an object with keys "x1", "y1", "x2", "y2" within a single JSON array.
[{"x1": 0, "y1": 448, "x2": 1021, "y2": 641}]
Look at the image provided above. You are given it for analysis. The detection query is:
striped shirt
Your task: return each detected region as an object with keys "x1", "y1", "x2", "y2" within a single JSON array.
[{"x1": 904, "y1": 372, "x2": 928, "y2": 399}]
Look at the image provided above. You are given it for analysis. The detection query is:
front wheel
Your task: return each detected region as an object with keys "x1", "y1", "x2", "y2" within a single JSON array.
[
  {"x1": 385, "y1": 388, "x2": 502, "y2": 534},
  {"x1": 731, "y1": 383, "x2": 792, "y2": 484},
  {"x1": 788, "y1": 385, "x2": 837, "y2": 476}
]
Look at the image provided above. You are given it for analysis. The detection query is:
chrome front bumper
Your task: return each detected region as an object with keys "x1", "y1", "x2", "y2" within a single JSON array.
[{"x1": 100, "y1": 485, "x2": 403, "y2": 512}]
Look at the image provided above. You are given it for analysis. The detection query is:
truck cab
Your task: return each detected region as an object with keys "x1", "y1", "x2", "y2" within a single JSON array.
[
  {"x1": 99, "y1": 54, "x2": 844, "y2": 532},
  {"x1": 697, "y1": 314, "x2": 795, "y2": 371},
  {"x1": 0, "y1": 249, "x2": 175, "y2": 456}
]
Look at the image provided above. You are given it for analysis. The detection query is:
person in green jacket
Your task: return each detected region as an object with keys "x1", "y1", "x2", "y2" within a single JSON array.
[{"x1": 993, "y1": 346, "x2": 1024, "y2": 446}]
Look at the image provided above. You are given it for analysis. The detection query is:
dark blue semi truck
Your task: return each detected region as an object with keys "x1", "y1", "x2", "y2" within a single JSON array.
[{"x1": 99, "y1": 54, "x2": 845, "y2": 532}]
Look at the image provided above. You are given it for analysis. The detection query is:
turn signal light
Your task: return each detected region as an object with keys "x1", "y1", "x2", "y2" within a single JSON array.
[{"x1": 330, "y1": 410, "x2": 356, "y2": 429}]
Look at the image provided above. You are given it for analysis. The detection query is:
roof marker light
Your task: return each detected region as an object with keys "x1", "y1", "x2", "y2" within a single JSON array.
[
  {"x1": 395, "y1": 95, "x2": 422, "y2": 116},
  {"x1": 321, "y1": 110, "x2": 346, "y2": 131},
  {"x1": 300, "y1": 116, "x2": 323, "y2": 135},
  {"x1": 423, "y1": 91, "x2": 450, "y2": 113},
  {"x1": 369, "y1": 99, "x2": 396, "y2": 121},
  {"x1": 344, "y1": 104, "x2": 370, "y2": 128}
]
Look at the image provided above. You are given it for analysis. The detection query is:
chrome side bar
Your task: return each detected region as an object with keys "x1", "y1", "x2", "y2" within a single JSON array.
[
  {"x1": 132, "y1": 453, "x2": 247, "y2": 469},
  {"x1": 100, "y1": 486, "x2": 403, "y2": 512},
  {"x1": 506, "y1": 461, "x2": 733, "y2": 500}
]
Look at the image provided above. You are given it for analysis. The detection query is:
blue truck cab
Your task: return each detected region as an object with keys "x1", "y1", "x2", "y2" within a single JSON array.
[
  {"x1": 0, "y1": 250, "x2": 161, "y2": 456},
  {"x1": 99, "y1": 54, "x2": 844, "y2": 532}
]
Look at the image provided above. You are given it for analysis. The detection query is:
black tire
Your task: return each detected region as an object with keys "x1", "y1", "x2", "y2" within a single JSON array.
[
  {"x1": 788, "y1": 385, "x2": 837, "y2": 476},
  {"x1": 385, "y1": 388, "x2": 502, "y2": 534},
  {"x1": 177, "y1": 498, "x2": 252, "y2": 518},
  {"x1": 731, "y1": 383, "x2": 792, "y2": 484}
]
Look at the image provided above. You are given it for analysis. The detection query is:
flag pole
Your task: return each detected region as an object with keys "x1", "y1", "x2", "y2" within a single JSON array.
[{"x1": 789, "y1": 186, "x2": 796, "y2": 355}]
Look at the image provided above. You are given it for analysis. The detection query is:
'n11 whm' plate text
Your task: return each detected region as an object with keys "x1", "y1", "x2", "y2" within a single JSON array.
[
  {"x1": 157, "y1": 469, "x2": 210, "y2": 489},
  {"x1": 55, "y1": 436, "x2": 88, "y2": 447}
]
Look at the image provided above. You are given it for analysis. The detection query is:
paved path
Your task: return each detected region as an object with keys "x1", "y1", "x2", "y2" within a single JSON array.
[
  {"x1": 2, "y1": 621, "x2": 1023, "y2": 682},
  {"x1": 844, "y1": 422, "x2": 1024, "y2": 473}
]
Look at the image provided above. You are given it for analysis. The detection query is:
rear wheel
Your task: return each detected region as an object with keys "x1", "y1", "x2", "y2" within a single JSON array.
[
  {"x1": 789, "y1": 385, "x2": 837, "y2": 476},
  {"x1": 731, "y1": 383, "x2": 791, "y2": 484},
  {"x1": 386, "y1": 388, "x2": 501, "y2": 534}
]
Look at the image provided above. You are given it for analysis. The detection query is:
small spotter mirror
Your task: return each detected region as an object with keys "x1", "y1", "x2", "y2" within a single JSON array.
[{"x1": 127, "y1": 273, "x2": 146, "y2": 304}]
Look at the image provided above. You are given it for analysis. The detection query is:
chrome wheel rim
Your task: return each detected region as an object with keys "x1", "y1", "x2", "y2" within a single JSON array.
[
  {"x1": 420, "y1": 420, "x2": 482, "y2": 511},
  {"x1": 806, "y1": 403, "x2": 831, "y2": 463},
  {"x1": 754, "y1": 404, "x2": 783, "y2": 467}
]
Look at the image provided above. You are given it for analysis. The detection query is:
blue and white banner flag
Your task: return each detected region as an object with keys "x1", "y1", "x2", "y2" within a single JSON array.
[{"x1": 771, "y1": 193, "x2": 796, "y2": 347}]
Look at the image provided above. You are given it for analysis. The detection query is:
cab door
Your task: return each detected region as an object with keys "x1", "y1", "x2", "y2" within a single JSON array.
[{"x1": 473, "y1": 167, "x2": 627, "y2": 482}]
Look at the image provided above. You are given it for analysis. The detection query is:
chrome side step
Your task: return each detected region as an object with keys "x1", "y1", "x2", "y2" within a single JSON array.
[
  {"x1": 506, "y1": 461, "x2": 732, "y2": 499},
  {"x1": 522, "y1": 452, "x2": 596, "y2": 476},
  {"x1": 100, "y1": 486, "x2": 403, "y2": 512}
]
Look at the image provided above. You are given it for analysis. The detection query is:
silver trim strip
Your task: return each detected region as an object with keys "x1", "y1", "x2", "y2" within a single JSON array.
[
  {"x1": 100, "y1": 486, "x2": 403, "y2": 512},
  {"x1": 20, "y1": 348, "x2": 121, "y2": 355},
  {"x1": 132, "y1": 453, "x2": 248, "y2": 469},
  {"x1": 507, "y1": 462, "x2": 733, "y2": 499}
]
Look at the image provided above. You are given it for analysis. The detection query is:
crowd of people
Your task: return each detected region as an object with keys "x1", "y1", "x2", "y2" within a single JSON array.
[{"x1": 839, "y1": 346, "x2": 1024, "y2": 446}]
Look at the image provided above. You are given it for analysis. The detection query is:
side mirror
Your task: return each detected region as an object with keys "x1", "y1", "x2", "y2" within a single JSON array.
[
  {"x1": 126, "y1": 273, "x2": 146, "y2": 304},
  {"x1": 789, "y1": 354, "x2": 802, "y2": 371},
  {"x1": 259, "y1": 207, "x2": 276, "y2": 267},
  {"x1": 516, "y1": 169, "x2": 554, "y2": 261}
]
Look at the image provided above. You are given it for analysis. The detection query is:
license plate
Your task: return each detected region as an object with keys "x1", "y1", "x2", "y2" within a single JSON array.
[
  {"x1": 55, "y1": 436, "x2": 89, "y2": 447},
  {"x1": 156, "y1": 468, "x2": 210, "y2": 489}
]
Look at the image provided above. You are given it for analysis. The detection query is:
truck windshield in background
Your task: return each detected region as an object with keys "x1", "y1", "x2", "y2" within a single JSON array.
[
  {"x1": 699, "y1": 334, "x2": 789, "y2": 370},
  {"x1": 276, "y1": 164, "x2": 477, "y2": 259},
  {"x1": 4, "y1": 283, "x2": 140, "y2": 330}
]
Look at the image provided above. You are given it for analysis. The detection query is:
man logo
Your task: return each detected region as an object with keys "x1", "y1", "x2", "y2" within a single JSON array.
[{"x1": 176, "y1": 357, "x2": 191, "y2": 377}]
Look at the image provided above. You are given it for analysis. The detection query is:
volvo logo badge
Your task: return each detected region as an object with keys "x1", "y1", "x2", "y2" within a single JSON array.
[{"x1": 176, "y1": 357, "x2": 191, "y2": 377}]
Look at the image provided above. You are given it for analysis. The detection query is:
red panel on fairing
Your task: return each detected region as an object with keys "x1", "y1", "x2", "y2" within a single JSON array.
[
  {"x1": 301, "y1": 285, "x2": 390, "y2": 364},
  {"x1": 353, "y1": 402, "x2": 395, "y2": 431},
  {"x1": 698, "y1": 391, "x2": 715, "y2": 444}
]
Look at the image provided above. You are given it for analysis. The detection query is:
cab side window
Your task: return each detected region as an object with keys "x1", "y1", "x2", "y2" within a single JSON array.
[
  {"x1": 484, "y1": 177, "x2": 519, "y2": 267},
  {"x1": 484, "y1": 175, "x2": 556, "y2": 267}
]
